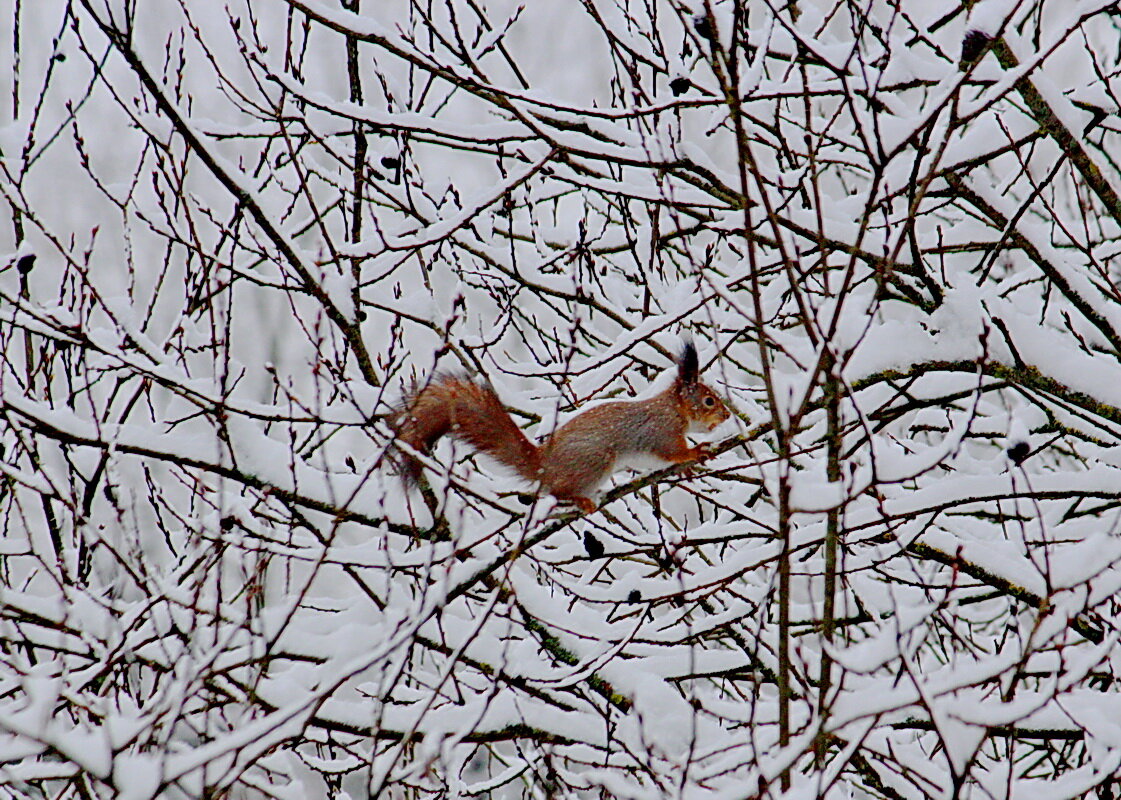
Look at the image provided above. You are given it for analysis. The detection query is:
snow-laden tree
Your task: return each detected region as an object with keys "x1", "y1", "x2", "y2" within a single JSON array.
[{"x1": 3, "y1": 0, "x2": 1121, "y2": 797}]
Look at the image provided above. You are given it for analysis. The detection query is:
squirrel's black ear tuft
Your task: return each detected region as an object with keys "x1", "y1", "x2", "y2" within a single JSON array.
[{"x1": 678, "y1": 342, "x2": 699, "y2": 385}]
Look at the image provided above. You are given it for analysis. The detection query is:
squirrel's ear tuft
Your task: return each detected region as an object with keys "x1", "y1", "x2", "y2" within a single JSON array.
[{"x1": 678, "y1": 342, "x2": 699, "y2": 385}]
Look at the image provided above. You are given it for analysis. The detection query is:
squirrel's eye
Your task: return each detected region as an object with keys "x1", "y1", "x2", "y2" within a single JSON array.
[{"x1": 704, "y1": 397, "x2": 715, "y2": 407}]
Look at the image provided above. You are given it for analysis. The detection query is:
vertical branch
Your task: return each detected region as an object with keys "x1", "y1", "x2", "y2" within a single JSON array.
[
  {"x1": 816, "y1": 364, "x2": 841, "y2": 764},
  {"x1": 8, "y1": 0, "x2": 66, "y2": 583},
  {"x1": 776, "y1": 470, "x2": 792, "y2": 790},
  {"x1": 10, "y1": 0, "x2": 19, "y2": 123},
  {"x1": 798, "y1": 20, "x2": 841, "y2": 767},
  {"x1": 704, "y1": 0, "x2": 794, "y2": 785},
  {"x1": 16, "y1": 249, "x2": 65, "y2": 584},
  {"x1": 343, "y1": 0, "x2": 367, "y2": 334},
  {"x1": 8, "y1": 0, "x2": 23, "y2": 245}
]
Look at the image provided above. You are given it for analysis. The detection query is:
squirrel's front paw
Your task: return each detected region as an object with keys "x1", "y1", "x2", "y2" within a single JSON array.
[
  {"x1": 691, "y1": 443, "x2": 718, "y2": 462},
  {"x1": 572, "y1": 496, "x2": 598, "y2": 514}
]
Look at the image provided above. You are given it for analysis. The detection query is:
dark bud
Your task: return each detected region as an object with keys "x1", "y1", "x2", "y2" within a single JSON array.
[
  {"x1": 220, "y1": 515, "x2": 236, "y2": 531},
  {"x1": 694, "y1": 14, "x2": 715, "y2": 42},
  {"x1": 356, "y1": 309, "x2": 367, "y2": 322},
  {"x1": 670, "y1": 77, "x2": 690, "y2": 96},
  {"x1": 345, "y1": 455, "x2": 356, "y2": 472},
  {"x1": 960, "y1": 30, "x2": 992, "y2": 69},
  {"x1": 16, "y1": 254, "x2": 36, "y2": 275},
  {"x1": 53, "y1": 52, "x2": 66, "y2": 63},
  {"x1": 626, "y1": 589, "x2": 642, "y2": 603},
  {"x1": 1006, "y1": 441, "x2": 1030, "y2": 465},
  {"x1": 583, "y1": 531, "x2": 605, "y2": 559},
  {"x1": 380, "y1": 156, "x2": 400, "y2": 170}
]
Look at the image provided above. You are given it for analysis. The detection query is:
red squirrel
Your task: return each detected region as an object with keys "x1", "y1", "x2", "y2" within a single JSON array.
[{"x1": 394, "y1": 344, "x2": 730, "y2": 513}]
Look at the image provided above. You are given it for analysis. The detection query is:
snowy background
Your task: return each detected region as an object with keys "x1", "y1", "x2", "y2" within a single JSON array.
[{"x1": 3, "y1": 0, "x2": 1121, "y2": 797}]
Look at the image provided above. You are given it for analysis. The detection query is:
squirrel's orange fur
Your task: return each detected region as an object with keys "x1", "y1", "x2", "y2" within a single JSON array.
[{"x1": 394, "y1": 344, "x2": 729, "y2": 513}]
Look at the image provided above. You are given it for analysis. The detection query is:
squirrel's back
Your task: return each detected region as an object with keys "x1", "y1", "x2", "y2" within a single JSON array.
[{"x1": 539, "y1": 395, "x2": 683, "y2": 498}]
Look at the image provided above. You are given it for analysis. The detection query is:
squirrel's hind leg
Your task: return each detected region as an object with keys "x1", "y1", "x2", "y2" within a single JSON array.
[{"x1": 550, "y1": 492, "x2": 598, "y2": 514}]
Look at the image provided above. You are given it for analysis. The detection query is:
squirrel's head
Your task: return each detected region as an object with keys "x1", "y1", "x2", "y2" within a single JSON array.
[{"x1": 675, "y1": 343, "x2": 731, "y2": 431}]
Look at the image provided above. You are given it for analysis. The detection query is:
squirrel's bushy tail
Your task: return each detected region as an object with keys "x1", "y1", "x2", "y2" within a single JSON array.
[{"x1": 393, "y1": 376, "x2": 541, "y2": 485}]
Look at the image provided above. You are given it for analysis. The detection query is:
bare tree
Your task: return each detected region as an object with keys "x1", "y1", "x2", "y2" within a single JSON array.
[{"x1": 3, "y1": 0, "x2": 1121, "y2": 797}]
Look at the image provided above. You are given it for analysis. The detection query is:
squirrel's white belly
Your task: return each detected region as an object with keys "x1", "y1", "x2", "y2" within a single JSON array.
[{"x1": 614, "y1": 450, "x2": 674, "y2": 474}]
